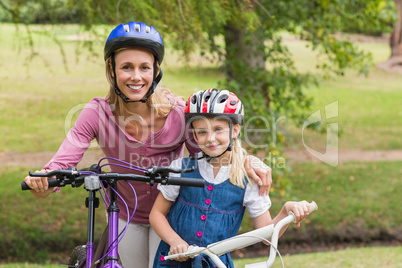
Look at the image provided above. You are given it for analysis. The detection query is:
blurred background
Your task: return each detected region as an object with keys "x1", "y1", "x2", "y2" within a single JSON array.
[{"x1": 0, "y1": 0, "x2": 401, "y2": 267}]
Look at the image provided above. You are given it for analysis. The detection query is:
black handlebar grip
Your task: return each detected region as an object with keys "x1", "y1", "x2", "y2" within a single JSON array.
[
  {"x1": 167, "y1": 177, "x2": 205, "y2": 188},
  {"x1": 21, "y1": 178, "x2": 59, "y2": 191}
]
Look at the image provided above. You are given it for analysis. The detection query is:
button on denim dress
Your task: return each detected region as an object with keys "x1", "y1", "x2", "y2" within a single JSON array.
[{"x1": 154, "y1": 158, "x2": 246, "y2": 268}]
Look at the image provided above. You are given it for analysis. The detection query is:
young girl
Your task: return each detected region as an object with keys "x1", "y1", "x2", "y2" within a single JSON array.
[
  {"x1": 150, "y1": 88, "x2": 310, "y2": 268},
  {"x1": 24, "y1": 23, "x2": 272, "y2": 268}
]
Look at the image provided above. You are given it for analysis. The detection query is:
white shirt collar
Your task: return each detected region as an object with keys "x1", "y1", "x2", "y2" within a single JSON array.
[{"x1": 197, "y1": 156, "x2": 231, "y2": 184}]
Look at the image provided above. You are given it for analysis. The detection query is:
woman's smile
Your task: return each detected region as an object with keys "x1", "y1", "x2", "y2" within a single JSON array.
[{"x1": 127, "y1": 84, "x2": 145, "y2": 92}]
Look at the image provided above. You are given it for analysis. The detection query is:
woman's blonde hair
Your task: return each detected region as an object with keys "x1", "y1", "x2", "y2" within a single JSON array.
[
  {"x1": 229, "y1": 128, "x2": 252, "y2": 189},
  {"x1": 104, "y1": 49, "x2": 177, "y2": 117}
]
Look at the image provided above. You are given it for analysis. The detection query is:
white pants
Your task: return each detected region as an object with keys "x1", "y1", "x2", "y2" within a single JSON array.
[{"x1": 118, "y1": 218, "x2": 161, "y2": 268}]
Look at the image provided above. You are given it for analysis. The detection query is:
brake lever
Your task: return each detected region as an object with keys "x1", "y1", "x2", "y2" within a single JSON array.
[
  {"x1": 144, "y1": 166, "x2": 196, "y2": 186},
  {"x1": 28, "y1": 168, "x2": 83, "y2": 187},
  {"x1": 147, "y1": 166, "x2": 195, "y2": 175}
]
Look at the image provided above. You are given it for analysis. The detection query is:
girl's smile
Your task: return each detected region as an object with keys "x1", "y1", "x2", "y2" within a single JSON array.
[{"x1": 206, "y1": 144, "x2": 219, "y2": 150}]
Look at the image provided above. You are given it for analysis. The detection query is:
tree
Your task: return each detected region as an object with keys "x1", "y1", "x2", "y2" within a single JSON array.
[
  {"x1": 0, "y1": 0, "x2": 396, "y2": 194},
  {"x1": 378, "y1": 0, "x2": 402, "y2": 72},
  {"x1": 391, "y1": 0, "x2": 402, "y2": 57}
]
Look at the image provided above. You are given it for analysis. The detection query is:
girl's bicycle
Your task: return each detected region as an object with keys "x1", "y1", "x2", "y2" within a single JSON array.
[
  {"x1": 21, "y1": 157, "x2": 205, "y2": 268},
  {"x1": 162, "y1": 201, "x2": 318, "y2": 268}
]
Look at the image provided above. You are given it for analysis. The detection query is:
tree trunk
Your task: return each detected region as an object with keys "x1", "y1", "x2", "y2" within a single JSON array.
[
  {"x1": 377, "y1": 0, "x2": 402, "y2": 73},
  {"x1": 223, "y1": 24, "x2": 265, "y2": 80},
  {"x1": 390, "y1": 0, "x2": 402, "y2": 57},
  {"x1": 223, "y1": 24, "x2": 271, "y2": 108}
]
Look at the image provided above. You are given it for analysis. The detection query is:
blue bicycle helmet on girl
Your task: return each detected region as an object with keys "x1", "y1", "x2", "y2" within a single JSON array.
[{"x1": 104, "y1": 22, "x2": 164, "y2": 103}]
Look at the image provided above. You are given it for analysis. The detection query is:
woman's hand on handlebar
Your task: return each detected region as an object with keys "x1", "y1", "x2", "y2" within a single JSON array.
[{"x1": 24, "y1": 169, "x2": 55, "y2": 198}]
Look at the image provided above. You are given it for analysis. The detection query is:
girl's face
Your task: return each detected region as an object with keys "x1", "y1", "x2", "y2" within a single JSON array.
[
  {"x1": 192, "y1": 118, "x2": 240, "y2": 160},
  {"x1": 113, "y1": 48, "x2": 154, "y2": 101}
]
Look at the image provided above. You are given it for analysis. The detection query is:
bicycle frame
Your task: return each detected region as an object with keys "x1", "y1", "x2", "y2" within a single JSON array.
[
  {"x1": 83, "y1": 176, "x2": 123, "y2": 268},
  {"x1": 163, "y1": 201, "x2": 318, "y2": 268},
  {"x1": 85, "y1": 186, "x2": 97, "y2": 268},
  {"x1": 22, "y1": 161, "x2": 204, "y2": 268}
]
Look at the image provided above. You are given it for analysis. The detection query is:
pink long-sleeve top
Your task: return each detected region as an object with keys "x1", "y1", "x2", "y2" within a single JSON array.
[{"x1": 44, "y1": 96, "x2": 200, "y2": 224}]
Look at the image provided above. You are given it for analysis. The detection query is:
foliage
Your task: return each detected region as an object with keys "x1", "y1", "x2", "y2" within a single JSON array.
[
  {"x1": 341, "y1": 0, "x2": 397, "y2": 35},
  {"x1": 0, "y1": 0, "x2": 78, "y2": 24}
]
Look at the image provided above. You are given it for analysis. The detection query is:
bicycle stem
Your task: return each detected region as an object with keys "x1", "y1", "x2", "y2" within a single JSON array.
[{"x1": 266, "y1": 214, "x2": 294, "y2": 267}]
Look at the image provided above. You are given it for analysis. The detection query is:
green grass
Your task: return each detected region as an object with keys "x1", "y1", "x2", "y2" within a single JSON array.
[
  {"x1": 239, "y1": 161, "x2": 402, "y2": 240},
  {"x1": 3, "y1": 161, "x2": 400, "y2": 262},
  {"x1": 1, "y1": 23, "x2": 401, "y2": 152},
  {"x1": 0, "y1": 23, "x2": 223, "y2": 153},
  {"x1": 284, "y1": 69, "x2": 402, "y2": 150},
  {"x1": 0, "y1": 166, "x2": 106, "y2": 262},
  {"x1": 2, "y1": 246, "x2": 401, "y2": 267},
  {"x1": 283, "y1": 39, "x2": 402, "y2": 150},
  {"x1": 0, "y1": 264, "x2": 61, "y2": 268},
  {"x1": 282, "y1": 161, "x2": 401, "y2": 230},
  {"x1": 233, "y1": 246, "x2": 402, "y2": 268}
]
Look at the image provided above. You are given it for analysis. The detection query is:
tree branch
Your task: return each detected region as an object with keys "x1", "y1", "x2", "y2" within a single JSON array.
[
  {"x1": 0, "y1": 0, "x2": 18, "y2": 20},
  {"x1": 252, "y1": 0, "x2": 272, "y2": 17},
  {"x1": 116, "y1": 0, "x2": 122, "y2": 22},
  {"x1": 176, "y1": 0, "x2": 186, "y2": 22}
]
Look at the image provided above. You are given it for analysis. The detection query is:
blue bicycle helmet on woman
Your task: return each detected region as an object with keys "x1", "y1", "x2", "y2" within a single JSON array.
[{"x1": 104, "y1": 22, "x2": 165, "y2": 103}]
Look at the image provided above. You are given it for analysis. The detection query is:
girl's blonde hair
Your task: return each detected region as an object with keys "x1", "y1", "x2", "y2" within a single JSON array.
[
  {"x1": 229, "y1": 128, "x2": 252, "y2": 189},
  {"x1": 104, "y1": 50, "x2": 178, "y2": 117}
]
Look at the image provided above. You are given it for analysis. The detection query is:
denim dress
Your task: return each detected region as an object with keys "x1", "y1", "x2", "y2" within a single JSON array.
[{"x1": 153, "y1": 158, "x2": 246, "y2": 268}]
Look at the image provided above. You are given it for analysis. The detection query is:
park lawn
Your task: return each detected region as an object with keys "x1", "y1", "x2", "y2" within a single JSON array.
[
  {"x1": 276, "y1": 39, "x2": 402, "y2": 151},
  {"x1": 1, "y1": 23, "x2": 401, "y2": 153},
  {"x1": 1, "y1": 246, "x2": 401, "y2": 268},
  {"x1": 233, "y1": 246, "x2": 402, "y2": 268},
  {"x1": 0, "y1": 23, "x2": 223, "y2": 153},
  {"x1": 0, "y1": 166, "x2": 107, "y2": 262},
  {"x1": 283, "y1": 68, "x2": 402, "y2": 151},
  {"x1": 2, "y1": 160, "x2": 401, "y2": 262},
  {"x1": 239, "y1": 160, "x2": 402, "y2": 240}
]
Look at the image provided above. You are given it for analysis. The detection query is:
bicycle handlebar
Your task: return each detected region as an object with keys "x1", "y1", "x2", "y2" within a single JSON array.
[
  {"x1": 163, "y1": 201, "x2": 319, "y2": 268},
  {"x1": 21, "y1": 165, "x2": 204, "y2": 190},
  {"x1": 21, "y1": 178, "x2": 60, "y2": 190}
]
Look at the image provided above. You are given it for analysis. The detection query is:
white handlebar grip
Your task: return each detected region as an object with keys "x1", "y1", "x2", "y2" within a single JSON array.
[
  {"x1": 289, "y1": 201, "x2": 318, "y2": 223},
  {"x1": 309, "y1": 201, "x2": 318, "y2": 213}
]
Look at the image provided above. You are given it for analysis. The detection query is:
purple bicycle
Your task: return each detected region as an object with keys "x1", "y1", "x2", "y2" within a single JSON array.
[{"x1": 21, "y1": 157, "x2": 204, "y2": 268}]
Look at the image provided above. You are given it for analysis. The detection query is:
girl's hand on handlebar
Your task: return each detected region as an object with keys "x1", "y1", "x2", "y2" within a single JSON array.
[
  {"x1": 169, "y1": 240, "x2": 190, "y2": 262},
  {"x1": 24, "y1": 169, "x2": 55, "y2": 198},
  {"x1": 284, "y1": 201, "x2": 310, "y2": 227}
]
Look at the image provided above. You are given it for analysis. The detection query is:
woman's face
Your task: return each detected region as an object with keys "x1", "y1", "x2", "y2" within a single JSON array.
[
  {"x1": 113, "y1": 48, "x2": 154, "y2": 101},
  {"x1": 192, "y1": 118, "x2": 240, "y2": 159}
]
